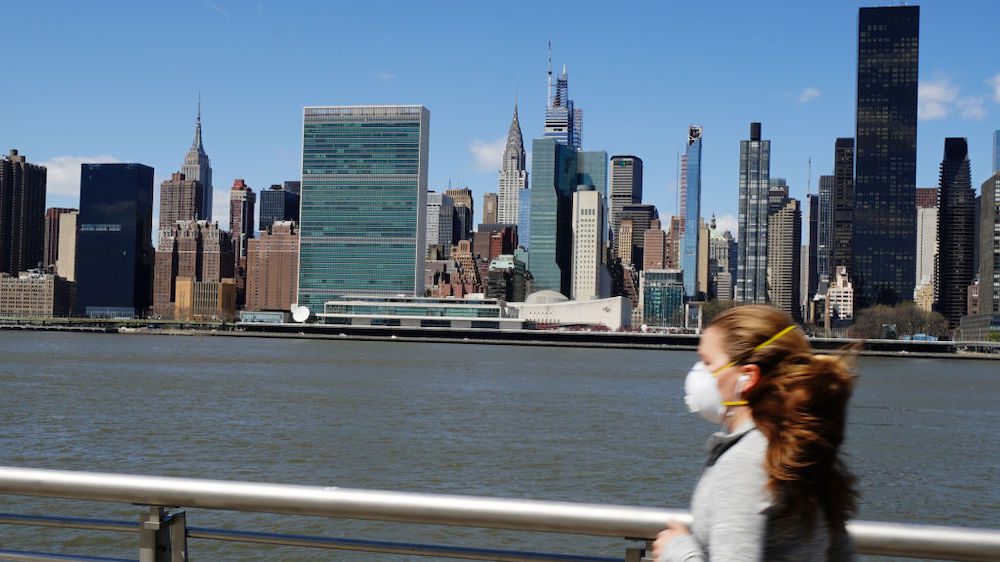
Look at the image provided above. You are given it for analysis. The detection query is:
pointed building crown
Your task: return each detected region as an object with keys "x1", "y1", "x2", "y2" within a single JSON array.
[{"x1": 502, "y1": 103, "x2": 526, "y2": 172}]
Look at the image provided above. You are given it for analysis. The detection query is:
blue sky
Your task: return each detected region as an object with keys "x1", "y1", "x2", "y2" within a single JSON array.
[{"x1": 4, "y1": 0, "x2": 999, "y2": 237}]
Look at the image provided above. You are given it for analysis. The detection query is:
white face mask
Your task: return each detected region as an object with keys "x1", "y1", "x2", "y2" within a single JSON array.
[{"x1": 684, "y1": 361, "x2": 726, "y2": 424}]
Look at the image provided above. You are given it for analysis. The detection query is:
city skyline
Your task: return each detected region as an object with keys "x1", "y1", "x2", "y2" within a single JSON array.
[{"x1": 6, "y1": 1, "x2": 999, "y2": 242}]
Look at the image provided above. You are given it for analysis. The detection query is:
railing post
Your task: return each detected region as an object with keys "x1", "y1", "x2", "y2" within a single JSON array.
[
  {"x1": 138, "y1": 506, "x2": 188, "y2": 562},
  {"x1": 625, "y1": 540, "x2": 655, "y2": 562}
]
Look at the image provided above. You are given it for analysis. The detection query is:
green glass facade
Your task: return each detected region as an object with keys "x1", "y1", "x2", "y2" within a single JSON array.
[
  {"x1": 527, "y1": 140, "x2": 608, "y2": 297},
  {"x1": 298, "y1": 106, "x2": 429, "y2": 313}
]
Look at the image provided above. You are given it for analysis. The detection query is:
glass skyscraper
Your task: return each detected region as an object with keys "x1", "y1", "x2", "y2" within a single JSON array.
[
  {"x1": 609, "y1": 155, "x2": 643, "y2": 244},
  {"x1": 528, "y1": 139, "x2": 577, "y2": 295},
  {"x1": 528, "y1": 139, "x2": 607, "y2": 297},
  {"x1": 75, "y1": 163, "x2": 155, "y2": 318},
  {"x1": 736, "y1": 123, "x2": 770, "y2": 304},
  {"x1": 298, "y1": 105, "x2": 429, "y2": 314},
  {"x1": 853, "y1": 5, "x2": 919, "y2": 307},
  {"x1": 258, "y1": 184, "x2": 300, "y2": 231},
  {"x1": 682, "y1": 126, "x2": 703, "y2": 298},
  {"x1": 817, "y1": 174, "x2": 834, "y2": 283}
]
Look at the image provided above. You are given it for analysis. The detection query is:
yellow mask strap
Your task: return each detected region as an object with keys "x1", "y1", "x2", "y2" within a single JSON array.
[
  {"x1": 713, "y1": 326, "x2": 798, "y2": 410},
  {"x1": 711, "y1": 325, "x2": 796, "y2": 377}
]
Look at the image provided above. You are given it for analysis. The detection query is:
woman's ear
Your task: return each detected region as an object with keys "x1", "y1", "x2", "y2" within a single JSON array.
[{"x1": 739, "y1": 364, "x2": 762, "y2": 393}]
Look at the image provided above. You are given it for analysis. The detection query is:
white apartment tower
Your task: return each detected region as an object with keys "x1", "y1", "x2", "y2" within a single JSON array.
[{"x1": 571, "y1": 185, "x2": 606, "y2": 300}]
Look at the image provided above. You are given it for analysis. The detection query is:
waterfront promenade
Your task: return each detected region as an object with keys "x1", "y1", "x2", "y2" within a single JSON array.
[{"x1": 1, "y1": 318, "x2": 998, "y2": 358}]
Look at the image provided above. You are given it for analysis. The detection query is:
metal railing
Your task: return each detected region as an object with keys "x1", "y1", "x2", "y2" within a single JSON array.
[{"x1": 0, "y1": 466, "x2": 997, "y2": 561}]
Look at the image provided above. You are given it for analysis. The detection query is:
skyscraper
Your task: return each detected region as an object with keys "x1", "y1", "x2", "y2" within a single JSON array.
[
  {"x1": 682, "y1": 126, "x2": 703, "y2": 298},
  {"x1": 617, "y1": 219, "x2": 634, "y2": 267},
  {"x1": 708, "y1": 217, "x2": 735, "y2": 301},
  {"x1": 571, "y1": 185, "x2": 607, "y2": 300},
  {"x1": 768, "y1": 178, "x2": 789, "y2": 216},
  {"x1": 528, "y1": 138, "x2": 578, "y2": 295},
  {"x1": 831, "y1": 139, "x2": 855, "y2": 272},
  {"x1": 527, "y1": 137, "x2": 607, "y2": 296},
  {"x1": 76, "y1": 163, "x2": 154, "y2": 318},
  {"x1": 258, "y1": 183, "x2": 300, "y2": 231},
  {"x1": 181, "y1": 101, "x2": 213, "y2": 221},
  {"x1": 483, "y1": 192, "x2": 498, "y2": 225},
  {"x1": 0, "y1": 150, "x2": 47, "y2": 276},
  {"x1": 979, "y1": 171, "x2": 1000, "y2": 315},
  {"x1": 153, "y1": 220, "x2": 235, "y2": 318},
  {"x1": 543, "y1": 45, "x2": 582, "y2": 150},
  {"x1": 159, "y1": 172, "x2": 202, "y2": 232},
  {"x1": 425, "y1": 192, "x2": 454, "y2": 257},
  {"x1": 854, "y1": 5, "x2": 919, "y2": 307},
  {"x1": 807, "y1": 194, "x2": 819, "y2": 302},
  {"x1": 736, "y1": 122, "x2": 770, "y2": 303},
  {"x1": 935, "y1": 139, "x2": 975, "y2": 328},
  {"x1": 446, "y1": 187, "x2": 474, "y2": 242},
  {"x1": 298, "y1": 105, "x2": 428, "y2": 313},
  {"x1": 497, "y1": 104, "x2": 528, "y2": 225},
  {"x1": 229, "y1": 179, "x2": 256, "y2": 263},
  {"x1": 247, "y1": 221, "x2": 299, "y2": 312},
  {"x1": 817, "y1": 174, "x2": 834, "y2": 283},
  {"x1": 916, "y1": 188, "x2": 938, "y2": 288},
  {"x1": 621, "y1": 203, "x2": 659, "y2": 270},
  {"x1": 54, "y1": 210, "x2": 78, "y2": 282},
  {"x1": 609, "y1": 155, "x2": 643, "y2": 244},
  {"x1": 768, "y1": 198, "x2": 802, "y2": 322},
  {"x1": 44, "y1": 207, "x2": 76, "y2": 271},
  {"x1": 517, "y1": 188, "x2": 532, "y2": 249},
  {"x1": 643, "y1": 219, "x2": 667, "y2": 271}
]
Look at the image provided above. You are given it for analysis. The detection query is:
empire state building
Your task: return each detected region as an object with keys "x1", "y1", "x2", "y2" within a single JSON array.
[{"x1": 182, "y1": 101, "x2": 214, "y2": 221}]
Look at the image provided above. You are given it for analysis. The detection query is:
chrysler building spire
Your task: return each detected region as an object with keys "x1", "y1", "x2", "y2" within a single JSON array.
[{"x1": 497, "y1": 103, "x2": 529, "y2": 225}]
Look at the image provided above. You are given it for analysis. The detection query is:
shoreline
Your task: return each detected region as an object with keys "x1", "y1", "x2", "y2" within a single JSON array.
[{"x1": 3, "y1": 321, "x2": 998, "y2": 360}]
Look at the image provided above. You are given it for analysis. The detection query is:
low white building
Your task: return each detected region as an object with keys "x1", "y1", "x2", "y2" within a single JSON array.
[
  {"x1": 508, "y1": 291, "x2": 631, "y2": 331},
  {"x1": 318, "y1": 295, "x2": 524, "y2": 330}
]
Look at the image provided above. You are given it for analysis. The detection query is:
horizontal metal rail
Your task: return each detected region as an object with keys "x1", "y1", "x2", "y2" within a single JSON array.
[
  {"x1": 0, "y1": 549, "x2": 134, "y2": 562},
  {"x1": 0, "y1": 466, "x2": 997, "y2": 561}
]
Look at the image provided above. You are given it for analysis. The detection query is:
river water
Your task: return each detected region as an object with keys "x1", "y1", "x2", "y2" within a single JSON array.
[{"x1": 0, "y1": 331, "x2": 996, "y2": 561}]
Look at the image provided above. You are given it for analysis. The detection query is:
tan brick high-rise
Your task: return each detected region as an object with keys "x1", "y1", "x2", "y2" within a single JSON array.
[
  {"x1": 153, "y1": 220, "x2": 234, "y2": 318},
  {"x1": 246, "y1": 221, "x2": 298, "y2": 312}
]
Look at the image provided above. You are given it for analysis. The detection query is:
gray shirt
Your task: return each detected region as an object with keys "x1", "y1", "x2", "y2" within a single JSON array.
[{"x1": 659, "y1": 422, "x2": 854, "y2": 562}]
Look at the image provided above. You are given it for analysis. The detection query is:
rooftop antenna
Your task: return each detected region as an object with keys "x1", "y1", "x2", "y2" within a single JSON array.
[
  {"x1": 807, "y1": 156, "x2": 812, "y2": 196},
  {"x1": 546, "y1": 41, "x2": 553, "y2": 110}
]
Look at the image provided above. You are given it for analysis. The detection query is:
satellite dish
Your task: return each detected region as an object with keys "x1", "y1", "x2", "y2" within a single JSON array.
[{"x1": 291, "y1": 305, "x2": 310, "y2": 323}]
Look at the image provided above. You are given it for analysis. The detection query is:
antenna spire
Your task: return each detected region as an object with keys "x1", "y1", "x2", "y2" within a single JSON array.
[
  {"x1": 546, "y1": 41, "x2": 553, "y2": 109},
  {"x1": 807, "y1": 156, "x2": 812, "y2": 195}
]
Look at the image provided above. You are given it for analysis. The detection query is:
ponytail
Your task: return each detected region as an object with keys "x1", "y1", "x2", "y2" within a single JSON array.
[{"x1": 709, "y1": 306, "x2": 858, "y2": 533}]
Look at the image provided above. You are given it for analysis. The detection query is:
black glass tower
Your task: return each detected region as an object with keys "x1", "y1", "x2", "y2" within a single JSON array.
[
  {"x1": 831, "y1": 139, "x2": 854, "y2": 272},
  {"x1": 258, "y1": 183, "x2": 300, "y2": 230},
  {"x1": 935, "y1": 138, "x2": 975, "y2": 328},
  {"x1": 75, "y1": 163, "x2": 155, "y2": 318},
  {"x1": 853, "y1": 5, "x2": 919, "y2": 307}
]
